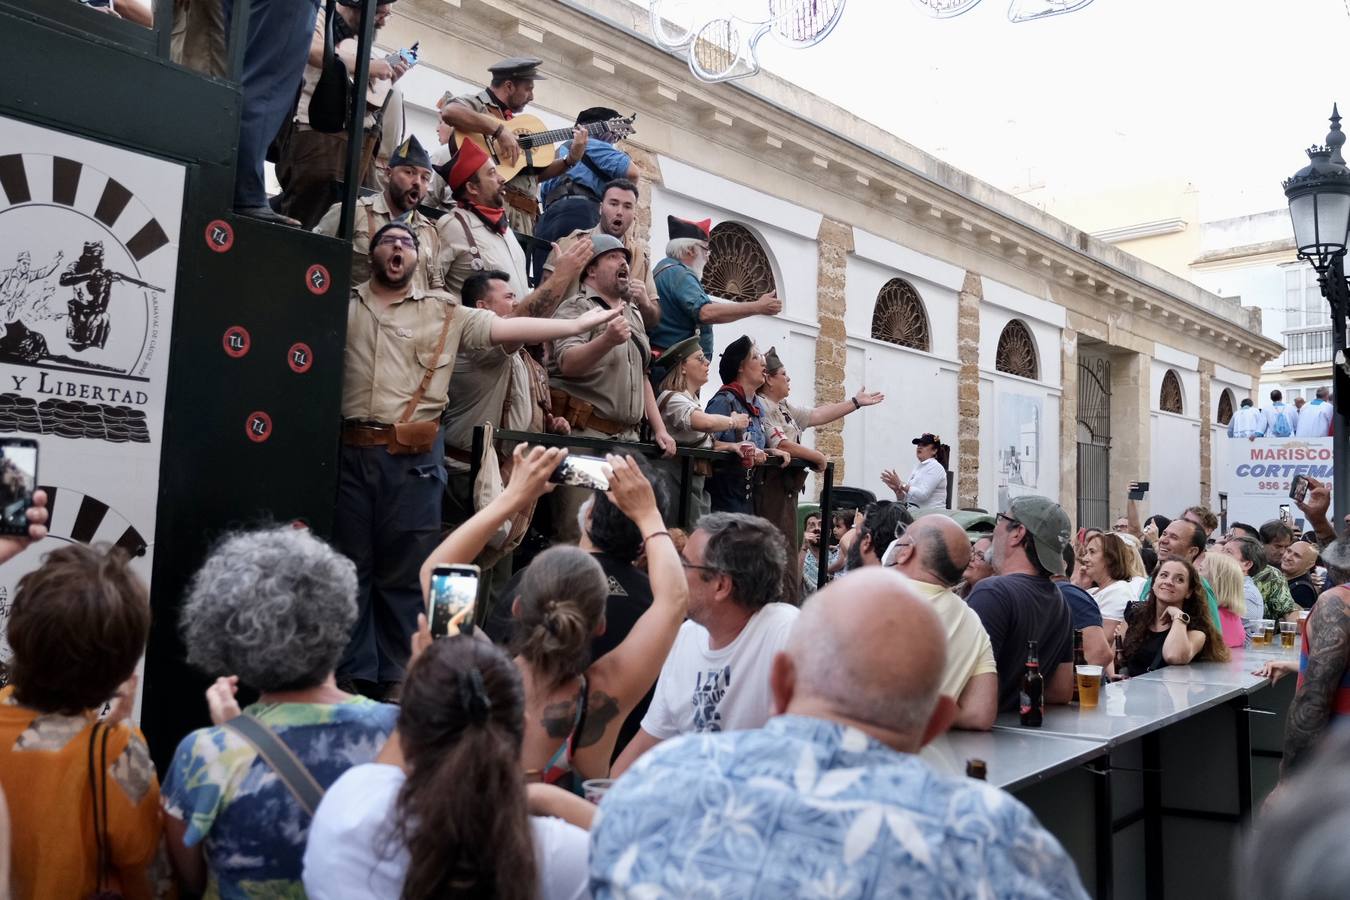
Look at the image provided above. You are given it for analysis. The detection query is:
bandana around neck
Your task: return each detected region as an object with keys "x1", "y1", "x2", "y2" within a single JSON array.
[{"x1": 464, "y1": 201, "x2": 508, "y2": 234}]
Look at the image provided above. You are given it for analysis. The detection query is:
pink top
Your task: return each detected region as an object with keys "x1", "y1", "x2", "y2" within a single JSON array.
[{"x1": 1218, "y1": 608, "x2": 1246, "y2": 648}]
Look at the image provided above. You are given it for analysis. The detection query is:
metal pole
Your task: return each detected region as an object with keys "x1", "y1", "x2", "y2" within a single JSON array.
[
  {"x1": 338, "y1": 0, "x2": 377, "y2": 241},
  {"x1": 817, "y1": 462, "x2": 834, "y2": 592},
  {"x1": 1326, "y1": 255, "x2": 1349, "y2": 531}
]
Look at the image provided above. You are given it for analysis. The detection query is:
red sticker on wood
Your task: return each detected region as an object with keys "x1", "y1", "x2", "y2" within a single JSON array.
[
  {"x1": 245, "y1": 411, "x2": 272, "y2": 443},
  {"x1": 222, "y1": 325, "x2": 251, "y2": 358},
  {"x1": 305, "y1": 264, "x2": 331, "y2": 295},
  {"x1": 287, "y1": 342, "x2": 313, "y2": 373},
  {"x1": 205, "y1": 219, "x2": 234, "y2": 253}
]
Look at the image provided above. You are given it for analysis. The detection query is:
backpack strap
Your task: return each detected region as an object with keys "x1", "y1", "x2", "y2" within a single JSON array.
[
  {"x1": 397, "y1": 304, "x2": 455, "y2": 425},
  {"x1": 224, "y1": 714, "x2": 326, "y2": 818}
]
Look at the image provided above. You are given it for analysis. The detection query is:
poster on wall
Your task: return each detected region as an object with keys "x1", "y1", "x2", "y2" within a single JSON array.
[
  {"x1": 1216, "y1": 437, "x2": 1333, "y2": 531},
  {"x1": 997, "y1": 393, "x2": 1042, "y2": 510},
  {"x1": 0, "y1": 115, "x2": 182, "y2": 683}
]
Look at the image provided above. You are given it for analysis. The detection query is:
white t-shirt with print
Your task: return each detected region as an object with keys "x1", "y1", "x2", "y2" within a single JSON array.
[
  {"x1": 1091, "y1": 580, "x2": 1135, "y2": 622},
  {"x1": 302, "y1": 763, "x2": 591, "y2": 900},
  {"x1": 640, "y1": 602, "x2": 799, "y2": 739}
]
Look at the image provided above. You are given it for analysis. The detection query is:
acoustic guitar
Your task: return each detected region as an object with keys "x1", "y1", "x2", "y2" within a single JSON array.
[{"x1": 451, "y1": 113, "x2": 637, "y2": 183}]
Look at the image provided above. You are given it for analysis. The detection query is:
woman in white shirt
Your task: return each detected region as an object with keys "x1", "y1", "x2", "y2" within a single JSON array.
[
  {"x1": 303, "y1": 636, "x2": 594, "y2": 900},
  {"x1": 1080, "y1": 532, "x2": 1136, "y2": 636},
  {"x1": 882, "y1": 432, "x2": 949, "y2": 509}
]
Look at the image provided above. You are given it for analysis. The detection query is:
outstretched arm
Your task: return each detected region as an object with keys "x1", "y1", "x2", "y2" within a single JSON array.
[
  {"x1": 490, "y1": 304, "x2": 621, "y2": 347},
  {"x1": 418, "y1": 445, "x2": 566, "y2": 598},
  {"x1": 803, "y1": 387, "x2": 885, "y2": 428}
]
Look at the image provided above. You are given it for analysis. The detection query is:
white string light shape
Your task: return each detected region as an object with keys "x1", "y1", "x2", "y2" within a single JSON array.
[
  {"x1": 909, "y1": 0, "x2": 1097, "y2": 23},
  {"x1": 650, "y1": 0, "x2": 848, "y2": 83}
]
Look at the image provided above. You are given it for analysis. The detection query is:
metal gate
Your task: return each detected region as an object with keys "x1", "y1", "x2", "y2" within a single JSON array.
[{"x1": 1077, "y1": 358, "x2": 1112, "y2": 529}]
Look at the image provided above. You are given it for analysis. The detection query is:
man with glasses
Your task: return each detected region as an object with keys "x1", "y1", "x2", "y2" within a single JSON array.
[
  {"x1": 966, "y1": 497, "x2": 1077, "y2": 714},
  {"x1": 612, "y1": 512, "x2": 795, "y2": 775},
  {"x1": 649, "y1": 216, "x2": 782, "y2": 362},
  {"x1": 333, "y1": 223, "x2": 623, "y2": 698},
  {"x1": 885, "y1": 515, "x2": 998, "y2": 730}
]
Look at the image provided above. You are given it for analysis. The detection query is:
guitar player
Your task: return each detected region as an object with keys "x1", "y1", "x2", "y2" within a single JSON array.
[{"x1": 438, "y1": 56, "x2": 588, "y2": 238}]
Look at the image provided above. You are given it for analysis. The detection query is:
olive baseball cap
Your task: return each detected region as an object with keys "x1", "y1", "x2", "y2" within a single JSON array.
[{"x1": 1006, "y1": 495, "x2": 1071, "y2": 576}]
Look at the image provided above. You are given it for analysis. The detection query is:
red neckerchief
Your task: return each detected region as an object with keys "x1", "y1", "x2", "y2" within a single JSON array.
[
  {"x1": 462, "y1": 201, "x2": 508, "y2": 234},
  {"x1": 718, "y1": 382, "x2": 762, "y2": 416},
  {"x1": 487, "y1": 89, "x2": 514, "y2": 121}
]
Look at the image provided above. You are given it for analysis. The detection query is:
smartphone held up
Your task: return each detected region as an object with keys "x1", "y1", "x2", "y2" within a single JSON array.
[
  {"x1": 550, "y1": 455, "x2": 611, "y2": 491},
  {"x1": 0, "y1": 438, "x2": 38, "y2": 536},
  {"x1": 428, "y1": 563, "x2": 480, "y2": 639}
]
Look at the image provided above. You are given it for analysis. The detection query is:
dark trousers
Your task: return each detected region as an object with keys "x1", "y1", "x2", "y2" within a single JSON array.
[
  {"x1": 530, "y1": 196, "x2": 599, "y2": 282},
  {"x1": 333, "y1": 440, "x2": 446, "y2": 684},
  {"x1": 224, "y1": 0, "x2": 321, "y2": 208},
  {"x1": 277, "y1": 128, "x2": 378, "y2": 231}
]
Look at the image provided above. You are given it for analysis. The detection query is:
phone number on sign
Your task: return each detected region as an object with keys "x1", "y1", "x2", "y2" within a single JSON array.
[{"x1": 1257, "y1": 481, "x2": 1294, "y2": 491}]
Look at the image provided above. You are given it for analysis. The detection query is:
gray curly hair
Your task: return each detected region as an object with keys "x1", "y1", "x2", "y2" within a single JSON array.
[{"x1": 180, "y1": 526, "x2": 358, "y2": 691}]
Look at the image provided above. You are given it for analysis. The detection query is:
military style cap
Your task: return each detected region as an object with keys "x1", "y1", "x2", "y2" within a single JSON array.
[
  {"x1": 764, "y1": 346, "x2": 784, "y2": 374},
  {"x1": 658, "y1": 334, "x2": 704, "y2": 370},
  {"x1": 488, "y1": 56, "x2": 548, "y2": 81},
  {"x1": 577, "y1": 106, "x2": 619, "y2": 126},
  {"x1": 668, "y1": 215, "x2": 712, "y2": 241},
  {"x1": 388, "y1": 134, "x2": 432, "y2": 172},
  {"x1": 586, "y1": 233, "x2": 631, "y2": 268}
]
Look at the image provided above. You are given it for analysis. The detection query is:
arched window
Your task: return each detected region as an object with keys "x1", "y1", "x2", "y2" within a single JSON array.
[
  {"x1": 702, "y1": 222, "x2": 776, "y2": 303},
  {"x1": 871, "y1": 278, "x2": 931, "y2": 351},
  {"x1": 1216, "y1": 388, "x2": 1234, "y2": 426},
  {"x1": 1160, "y1": 369, "x2": 1184, "y2": 414},
  {"x1": 995, "y1": 320, "x2": 1039, "y2": 380}
]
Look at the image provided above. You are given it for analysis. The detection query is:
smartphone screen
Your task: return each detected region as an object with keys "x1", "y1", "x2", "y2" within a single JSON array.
[
  {"x1": 0, "y1": 439, "x2": 38, "y2": 535},
  {"x1": 550, "y1": 455, "x2": 611, "y2": 491},
  {"x1": 1128, "y1": 481, "x2": 1149, "y2": 501},
  {"x1": 428, "y1": 565, "x2": 479, "y2": 638},
  {"x1": 1290, "y1": 475, "x2": 1309, "y2": 503}
]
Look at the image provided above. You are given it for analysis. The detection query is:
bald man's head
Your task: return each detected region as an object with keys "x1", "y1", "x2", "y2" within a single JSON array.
[
  {"x1": 896, "y1": 515, "x2": 971, "y2": 587},
  {"x1": 774, "y1": 569, "x2": 949, "y2": 746}
]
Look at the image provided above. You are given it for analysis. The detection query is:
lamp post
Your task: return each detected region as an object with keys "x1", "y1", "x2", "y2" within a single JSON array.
[{"x1": 1283, "y1": 105, "x2": 1350, "y2": 531}]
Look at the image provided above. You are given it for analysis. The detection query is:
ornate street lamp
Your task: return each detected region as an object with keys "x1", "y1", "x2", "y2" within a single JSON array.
[{"x1": 1283, "y1": 105, "x2": 1350, "y2": 529}]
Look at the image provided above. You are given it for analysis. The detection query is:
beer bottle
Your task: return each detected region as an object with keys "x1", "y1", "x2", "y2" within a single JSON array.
[
  {"x1": 1019, "y1": 640, "x2": 1043, "y2": 727},
  {"x1": 1071, "y1": 629, "x2": 1086, "y2": 703},
  {"x1": 1113, "y1": 633, "x2": 1127, "y2": 679},
  {"x1": 966, "y1": 759, "x2": 988, "y2": 780}
]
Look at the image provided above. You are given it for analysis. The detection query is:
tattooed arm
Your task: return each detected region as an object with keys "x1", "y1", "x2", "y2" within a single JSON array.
[
  {"x1": 519, "y1": 238, "x2": 592, "y2": 320},
  {"x1": 1282, "y1": 588, "x2": 1350, "y2": 774}
]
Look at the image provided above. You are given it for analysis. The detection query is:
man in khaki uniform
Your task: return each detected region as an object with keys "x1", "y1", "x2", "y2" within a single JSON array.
[
  {"x1": 314, "y1": 135, "x2": 442, "y2": 292},
  {"x1": 542, "y1": 178, "x2": 660, "y2": 328},
  {"x1": 548, "y1": 235, "x2": 676, "y2": 542},
  {"x1": 334, "y1": 222, "x2": 621, "y2": 696},
  {"x1": 435, "y1": 140, "x2": 531, "y2": 300},
  {"x1": 438, "y1": 56, "x2": 587, "y2": 237}
]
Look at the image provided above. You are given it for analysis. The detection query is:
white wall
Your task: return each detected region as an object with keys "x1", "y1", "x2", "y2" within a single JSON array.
[{"x1": 1147, "y1": 356, "x2": 1202, "y2": 515}]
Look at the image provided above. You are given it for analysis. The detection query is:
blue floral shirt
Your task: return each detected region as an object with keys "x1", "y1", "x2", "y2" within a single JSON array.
[
  {"x1": 161, "y1": 698, "x2": 398, "y2": 899},
  {"x1": 590, "y1": 715, "x2": 1089, "y2": 899}
]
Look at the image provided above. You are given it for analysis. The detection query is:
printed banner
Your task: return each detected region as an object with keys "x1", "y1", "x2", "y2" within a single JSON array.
[
  {"x1": 0, "y1": 116, "x2": 183, "y2": 683},
  {"x1": 1217, "y1": 437, "x2": 1334, "y2": 531}
]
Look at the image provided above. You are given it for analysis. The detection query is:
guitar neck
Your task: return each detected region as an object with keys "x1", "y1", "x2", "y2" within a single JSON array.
[{"x1": 518, "y1": 126, "x2": 581, "y2": 149}]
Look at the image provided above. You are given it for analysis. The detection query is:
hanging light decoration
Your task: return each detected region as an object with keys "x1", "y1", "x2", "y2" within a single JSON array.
[{"x1": 651, "y1": 0, "x2": 847, "y2": 83}]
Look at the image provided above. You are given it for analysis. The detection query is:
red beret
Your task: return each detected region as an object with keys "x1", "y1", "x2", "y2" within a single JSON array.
[{"x1": 440, "y1": 140, "x2": 490, "y2": 191}]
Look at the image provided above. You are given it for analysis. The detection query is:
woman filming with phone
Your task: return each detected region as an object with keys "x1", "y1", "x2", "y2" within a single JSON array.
[
  {"x1": 303, "y1": 636, "x2": 594, "y2": 899},
  {"x1": 417, "y1": 444, "x2": 688, "y2": 793}
]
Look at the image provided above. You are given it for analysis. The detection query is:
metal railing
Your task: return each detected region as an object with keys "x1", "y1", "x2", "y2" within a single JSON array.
[
  {"x1": 1281, "y1": 326, "x2": 1333, "y2": 367},
  {"x1": 471, "y1": 427, "x2": 838, "y2": 592}
]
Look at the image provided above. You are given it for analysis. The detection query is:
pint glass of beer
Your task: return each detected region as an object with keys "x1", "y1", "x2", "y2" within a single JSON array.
[
  {"x1": 1260, "y1": 620, "x2": 1276, "y2": 646},
  {"x1": 1076, "y1": 665, "x2": 1103, "y2": 709},
  {"x1": 1279, "y1": 622, "x2": 1297, "y2": 650}
]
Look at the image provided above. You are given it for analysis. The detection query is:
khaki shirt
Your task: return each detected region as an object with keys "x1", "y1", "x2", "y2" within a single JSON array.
[
  {"x1": 441, "y1": 344, "x2": 536, "y2": 473},
  {"x1": 314, "y1": 192, "x2": 442, "y2": 293},
  {"x1": 342, "y1": 283, "x2": 496, "y2": 423},
  {"x1": 548, "y1": 291, "x2": 650, "y2": 425},
  {"x1": 448, "y1": 88, "x2": 539, "y2": 235},
  {"x1": 760, "y1": 398, "x2": 813, "y2": 448},
  {"x1": 437, "y1": 207, "x2": 531, "y2": 300},
  {"x1": 544, "y1": 225, "x2": 656, "y2": 302}
]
